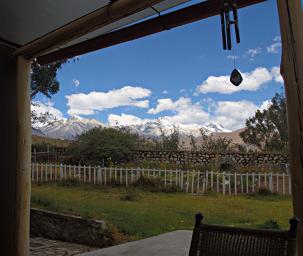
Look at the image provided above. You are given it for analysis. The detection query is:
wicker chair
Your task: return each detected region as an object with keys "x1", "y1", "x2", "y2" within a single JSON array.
[{"x1": 189, "y1": 213, "x2": 299, "y2": 256}]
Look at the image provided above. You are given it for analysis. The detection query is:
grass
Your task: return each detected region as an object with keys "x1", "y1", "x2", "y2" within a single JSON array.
[{"x1": 31, "y1": 183, "x2": 293, "y2": 240}]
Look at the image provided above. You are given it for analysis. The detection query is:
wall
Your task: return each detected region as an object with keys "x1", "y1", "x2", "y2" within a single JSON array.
[
  {"x1": 135, "y1": 151, "x2": 288, "y2": 167},
  {"x1": 30, "y1": 208, "x2": 114, "y2": 247}
]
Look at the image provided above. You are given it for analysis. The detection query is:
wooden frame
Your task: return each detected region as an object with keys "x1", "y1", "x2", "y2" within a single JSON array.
[
  {"x1": 277, "y1": 1, "x2": 303, "y2": 255},
  {"x1": 37, "y1": 0, "x2": 266, "y2": 65},
  {"x1": 13, "y1": 0, "x2": 164, "y2": 59},
  {"x1": 3, "y1": 0, "x2": 303, "y2": 255}
]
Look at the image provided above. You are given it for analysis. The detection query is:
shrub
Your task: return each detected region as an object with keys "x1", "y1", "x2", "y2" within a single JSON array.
[
  {"x1": 256, "y1": 187, "x2": 274, "y2": 196},
  {"x1": 120, "y1": 193, "x2": 138, "y2": 201},
  {"x1": 31, "y1": 195, "x2": 55, "y2": 209},
  {"x1": 66, "y1": 127, "x2": 139, "y2": 166},
  {"x1": 259, "y1": 219, "x2": 280, "y2": 230},
  {"x1": 57, "y1": 178, "x2": 80, "y2": 187}
]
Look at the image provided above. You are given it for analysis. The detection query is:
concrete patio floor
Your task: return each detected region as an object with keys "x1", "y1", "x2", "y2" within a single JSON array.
[{"x1": 78, "y1": 230, "x2": 193, "y2": 256}]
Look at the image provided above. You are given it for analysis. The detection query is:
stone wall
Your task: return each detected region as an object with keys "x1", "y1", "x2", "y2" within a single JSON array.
[
  {"x1": 30, "y1": 208, "x2": 114, "y2": 247},
  {"x1": 135, "y1": 151, "x2": 288, "y2": 167}
]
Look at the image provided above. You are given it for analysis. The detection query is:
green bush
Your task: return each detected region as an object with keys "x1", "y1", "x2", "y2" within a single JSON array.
[
  {"x1": 66, "y1": 127, "x2": 139, "y2": 166},
  {"x1": 120, "y1": 193, "x2": 138, "y2": 201},
  {"x1": 259, "y1": 219, "x2": 280, "y2": 230},
  {"x1": 57, "y1": 178, "x2": 80, "y2": 187}
]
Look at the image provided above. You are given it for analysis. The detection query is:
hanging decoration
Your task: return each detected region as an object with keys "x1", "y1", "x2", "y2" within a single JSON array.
[{"x1": 220, "y1": 0, "x2": 243, "y2": 86}]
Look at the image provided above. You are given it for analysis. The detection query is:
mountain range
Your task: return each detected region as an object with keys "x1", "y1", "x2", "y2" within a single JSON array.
[{"x1": 33, "y1": 116, "x2": 234, "y2": 141}]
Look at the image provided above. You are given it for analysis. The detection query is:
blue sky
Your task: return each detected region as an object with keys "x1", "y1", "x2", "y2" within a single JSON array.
[{"x1": 34, "y1": 0, "x2": 284, "y2": 132}]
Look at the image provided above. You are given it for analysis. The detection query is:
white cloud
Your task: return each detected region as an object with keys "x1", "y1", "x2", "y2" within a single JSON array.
[
  {"x1": 197, "y1": 67, "x2": 273, "y2": 94},
  {"x1": 259, "y1": 100, "x2": 272, "y2": 111},
  {"x1": 72, "y1": 79, "x2": 80, "y2": 87},
  {"x1": 267, "y1": 36, "x2": 281, "y2": 54},
  {"x1": 66, "y1": 86, "x2": 151, "y2": 116},
  {"x1": 213, "y1": 100, "x2": 259, "y2": 130},
  {"x1": 148, "y1": 97, "x2": 209, "y2": 125},
  {"x1": 148, "y1": 97, "x2": 191, "y2": 114},
  {"x1": 271, "y1": 66, "x2": 284, "y2": 83},
  {"x1": 108, "y1": 98, "x2": 271, "y2": 132},
  {"x1": 245, "y1": 47, "x2": 262, "y2": 59},
  {"x1": 162, "y1": 90, "x2": 168, "y2": 94}
]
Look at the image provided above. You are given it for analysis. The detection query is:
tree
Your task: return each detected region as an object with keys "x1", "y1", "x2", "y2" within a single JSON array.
[
  {"x1": 30, "y1": 59, "x2": 72, "y2": 126},
  {"x1": 240, "y1": 93, "x2": 288, "y2": 152},
  {"x1": 155, "y1": 120, "x2": 180, "y2": 151},
  {"x1": 199, "y1": 129, "x2": 234, "y2": 153},
  {"x1": 66, "y1": 127, "x2": 139, "y2": 165},
  {"x1": 30, "y1": 60, "x2": 66, "y2": 99}
]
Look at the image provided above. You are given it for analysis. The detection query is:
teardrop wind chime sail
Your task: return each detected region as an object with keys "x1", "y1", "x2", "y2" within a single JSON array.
[{"x1": 220, "y1": 0, "x2": 243, "y2": 86}]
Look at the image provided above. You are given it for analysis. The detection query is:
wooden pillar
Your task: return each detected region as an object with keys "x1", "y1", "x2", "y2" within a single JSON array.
[
  {"x1": 15, "y1": 56, "x2": 31, "y2": 256},
  {"x1": 277, "y1": 1, "x2": 303, "y2": 255}
]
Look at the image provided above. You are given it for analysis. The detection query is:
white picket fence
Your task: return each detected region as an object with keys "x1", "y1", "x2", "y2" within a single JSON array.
[{"x1": 31, "y1": 163, "x2": 292, "y2": 196}]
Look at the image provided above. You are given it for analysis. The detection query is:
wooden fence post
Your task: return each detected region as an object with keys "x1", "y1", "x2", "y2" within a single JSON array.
[
  {"x1": 216, "y1": 172, "x2": 219, "y2": 193},
  {"x1": 252, "y1": 173, "x2": 255, "y2": 193},
  {"x1": 246, "y1": 173, "x2": 249, "y2": 194},
  {"x1": 234, "y1": 172, "x2": 237, "y2": 195},
  {"x1": 197, "y1": 171, "x2": 200, "y2": 195},
  {"x1": 191, "y1": 171, "x2": 195, "y2": 194},
  {"x1": 223, "y1": 172, "x2": 226, "y2": 195}
]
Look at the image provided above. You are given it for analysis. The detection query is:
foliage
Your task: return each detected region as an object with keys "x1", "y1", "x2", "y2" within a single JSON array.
[
  {"x1": 188, "y1": 134, "x2": 198, "y2": 151},
  {"x1": 240, "y1": 93, "x2": 288, "y2": 152},
  {"x1": 66, "y1": 127, "x2": 139, "y2": 166},
  {"x1": 154, "y1": 120, "x2": 180, "y2": 151},
  {"x1": 199, "y1": 129, "x2": 235, "y2": 153},
  {"x1": 259, "y1": 219, "x2": 280, "y2": 230},
  {"x1": 30, "y1": 60, "x2": 67, "y2": 99},
  {"x1": 32, "y1": 184, "x2": 292, "y2": 240}
]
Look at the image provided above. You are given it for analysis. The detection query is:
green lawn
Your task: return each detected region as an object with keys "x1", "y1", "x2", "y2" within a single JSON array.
[{"x1": 31, "y1": 183, "x2": 293, "y2": 240}]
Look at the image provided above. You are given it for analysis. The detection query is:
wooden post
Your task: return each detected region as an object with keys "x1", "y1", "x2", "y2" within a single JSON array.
[
  {"x1": 88, "y1": 165, "x2": 91, "y2": 182},
  {"x1": 223, "y1": 172, "x2": 226, "y2": 195},
  {"x1": 276, "y1": 173, "x2": 280, "y2": 194},
  {"x1": 246, "y1": 173, "x2": 249, "y2": 194},
  {"x1": 216, "y1": 173, "x2": 219, "y2": 193},
  {"x1": 197, "y1": 171, "x2": 200, "y2": 194},
  {"x1": 234, "y1": 172, "x2": 237, "y2": 195},
  {"x1": 277, "y1": 1, "x2": 303, "y2": 253},
  {"x1": 15, "y1": 56, "x2": 31, "y2": 256},
  {"x1": 211, "y1": 171, "x2": 214, "y2": 189},
  {"x1": 252, "y1": 172, "x2": 255, "y2": 193},
  {"x1": 191, "y1": 171, "x2": 195, "y2": 194}
]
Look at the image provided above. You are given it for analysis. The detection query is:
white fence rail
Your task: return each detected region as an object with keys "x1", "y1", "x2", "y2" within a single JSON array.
[{"x1": 31, "y1": 163, "x2": 292, "y2": 196}]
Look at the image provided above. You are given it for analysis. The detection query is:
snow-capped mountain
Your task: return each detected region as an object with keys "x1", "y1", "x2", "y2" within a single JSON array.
[
  {"x1": 115, "y1": 121, "x2": 231, "y2": 138},
  {"x1": 33, "y1": 116, "x2": 231, "y2": 140},
  {"x1": 203, "y1": 122, "x2": 231, "y2": 134},
  {"x1": 40, "y1": 116, "x2": 103, "y2": 140}
]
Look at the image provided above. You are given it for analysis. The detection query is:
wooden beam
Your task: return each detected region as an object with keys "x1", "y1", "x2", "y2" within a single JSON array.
[
  {"x1": 37, "y1": 0, "x2": 266, "y2": 65},
  {"x1": 15, "y1": 56, "x2": 31, "y2": 256},
  {"x1": 14, "y1": 0, "x2": 164, "y2": 59},
  {"x1": 277, "y1": 0, "x2": 303, "y2": 255}
]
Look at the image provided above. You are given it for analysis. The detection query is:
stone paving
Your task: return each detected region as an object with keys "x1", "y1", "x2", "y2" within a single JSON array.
[
  {"x1": 78, "y1": 230, "x2": 193, "y2": 256},
  {"x1": 30, "y1": 237, "x2": 98, "y2": 256}
]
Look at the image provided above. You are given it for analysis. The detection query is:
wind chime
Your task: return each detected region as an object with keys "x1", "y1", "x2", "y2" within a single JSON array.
[{"x1": 220, "y1": 0, "x2": 243, "y2": 86}]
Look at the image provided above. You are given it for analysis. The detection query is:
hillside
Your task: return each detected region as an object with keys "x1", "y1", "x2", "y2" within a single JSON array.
[{"x1": 32, "y1": 135, "x2": 71, "y2": 148}]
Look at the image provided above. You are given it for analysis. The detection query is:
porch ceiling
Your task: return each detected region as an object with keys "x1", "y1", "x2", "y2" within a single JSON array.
[{"x1": 0, "y1": 0, "x2": 189, "y2": 48}]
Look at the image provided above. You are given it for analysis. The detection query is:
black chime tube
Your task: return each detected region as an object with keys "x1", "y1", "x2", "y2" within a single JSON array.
[
  {"x1": 220, "y1": 9, "x2": 227, "y2": 50},
  {"x1": 225, "y1": 7, "x2": 232, "y2": 50},
  {"x1": 232, "y1": 3, "x2": 240, "y2": 43}
]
